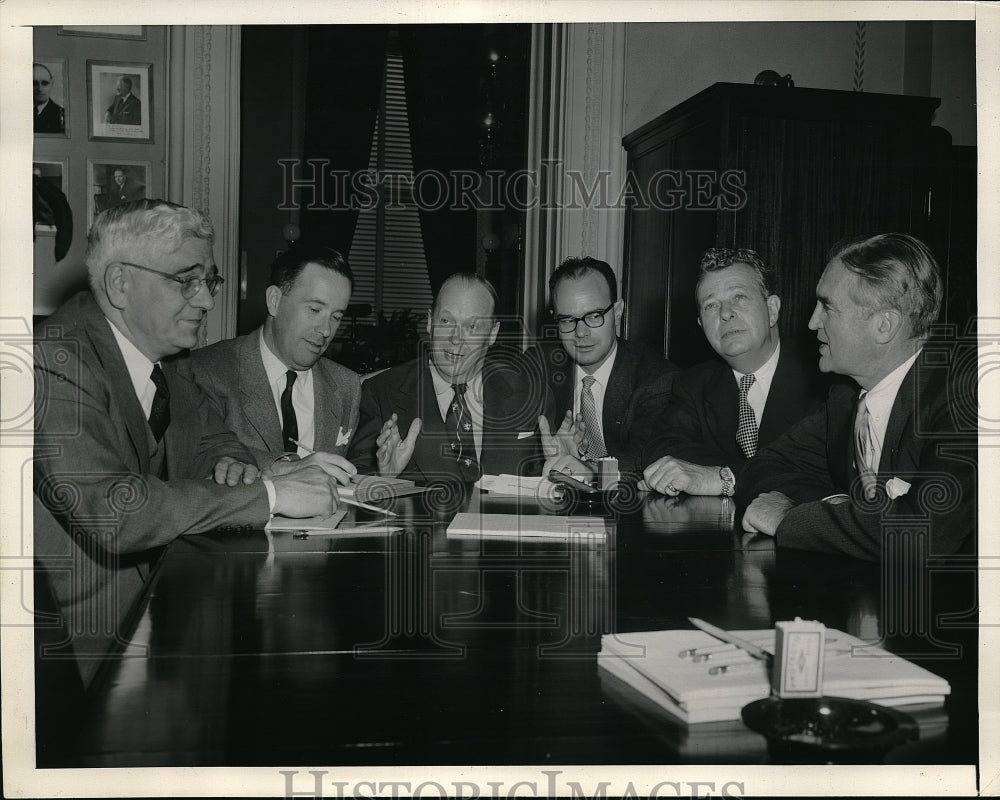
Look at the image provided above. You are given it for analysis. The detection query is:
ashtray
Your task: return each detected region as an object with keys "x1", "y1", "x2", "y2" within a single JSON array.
[{"x1": 741, "y1": 695, "x2": 918, "y2": 763}]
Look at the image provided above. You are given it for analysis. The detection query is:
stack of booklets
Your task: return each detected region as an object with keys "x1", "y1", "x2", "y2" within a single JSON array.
[
  {"x1": 343, "y1": 475, "x2": 422, "y2": 502},
  {"x1": 598, "y1": 628, "x2": 950, "y2": 724},
  {"x1": 447, "y1": 512, "x2": 610, "y2": 540}
]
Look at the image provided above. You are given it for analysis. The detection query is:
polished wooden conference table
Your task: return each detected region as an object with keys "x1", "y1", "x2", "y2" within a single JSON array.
[{"x1": 58, "y1": 486, "x2": 977, "y2": 768}]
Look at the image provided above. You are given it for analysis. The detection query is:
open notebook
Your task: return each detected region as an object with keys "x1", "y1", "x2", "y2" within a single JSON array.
[
  {"x1": 447, "y1": 512, "x2": 610, "y2": 540},
  {"x1": 599, "y1": 628, "x2": 950, "y2": 724}
]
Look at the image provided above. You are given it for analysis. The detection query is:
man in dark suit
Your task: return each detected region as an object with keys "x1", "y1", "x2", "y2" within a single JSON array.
[
  {"x1": 189, "y1": 244, "x2": 361, "y2": 481},
  {"x1": 111, "y1": 167, "x2": 145, "y2": 204},
  {"x1": 642, "y1": 247, "x2": 823, "y2": 497},
  {"x1": 350, "y1": 273, "x2": 552, "y2": 481},
  {"x1": 738, "y1": 233, "x2": 976, "y2": 560},
  {"x1": 105, "y1": 75, "x2": 141, "y2": 125},
  {"x1": 33, "y1": 199, "x2": 339, "y2": 686},
  {"x1": 525, "y1": 256, "x2": 677, "y2": 479},
  {"x1": 33, "y1": 63, "x2": 65, "y2": 133}
]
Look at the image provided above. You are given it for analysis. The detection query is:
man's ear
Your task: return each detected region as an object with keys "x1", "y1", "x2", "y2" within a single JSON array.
[
  {"x1": 488, "y1": 320, "x2": 500, "y2": 347},
  {"x1": 873, "y1": 308, "x2": 904, "y2": 344},
  {"x1": 104, "y1": 262, "x2": 128, "y2": 310},
  {"x1": 265, "y1": 285, "x2": 283, "y2": 318},
  {"x1": 766, "y1": 294, "x2": 781, "y2": 327},
  {"x1": 426, "y1": 308, "x2": 433, "y2": 338},
  {"x1": 612, "y1": 298, "x2": 625, "y2": 331}
]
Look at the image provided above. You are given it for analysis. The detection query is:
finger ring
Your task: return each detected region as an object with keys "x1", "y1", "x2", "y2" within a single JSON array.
[
  {"x1": 666, "y1": 483, "x2": 677, "y2": 493},
  {"x1": 566, "y1": 468, "x2": 573, "y2": 475}
]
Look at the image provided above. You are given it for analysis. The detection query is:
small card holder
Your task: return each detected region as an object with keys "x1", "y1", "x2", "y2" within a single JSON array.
[{"x1": 774, "y1": 617, "x2": 826, "y2": 698}]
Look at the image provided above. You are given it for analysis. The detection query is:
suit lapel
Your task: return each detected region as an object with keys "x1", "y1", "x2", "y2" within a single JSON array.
[
  {"x1": 705, "y1": 362, "x2": 738, "y2": 449},
  {"x1": 239, "y1": 334, "x2": 283, "y2": 451},
  {"x1": 395, "y1": 360, "x2": 443, "y2": 479},
  {"x1": 312, "y1": 360, "x2": 344, "y2": 451},
  {"x1": 879, "y1": 362, "x2": 918, "y2": 474},
  {"x1": 82, "y1": 297, "x2": 151, "y2": 470},
  {"x1": 603, "y1": 339, "x2": 634, "y2": 438},
  {"x1": 552, "y1": 349, "x2": 574, "y2": 418}
]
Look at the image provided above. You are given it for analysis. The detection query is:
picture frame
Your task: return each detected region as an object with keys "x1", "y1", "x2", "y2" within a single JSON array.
[
  {"x1": 33, "y1": 57, "x2": 69, "y2": 138},
  {"x1": 58, "y1": 25, "x2": 146, "y2": 41},
  {"x1": 86, "y1": 160, "x2": 152, "y2": 226},
  {"x1": 87, "y1": 60, "x2": 153, "y2": 143},
  {"x1": 33, "y1": 159, "x2": 69, "y2": 233}
]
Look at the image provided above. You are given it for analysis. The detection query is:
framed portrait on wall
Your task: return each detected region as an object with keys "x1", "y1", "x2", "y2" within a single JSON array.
[
  {"x1": 33, "y1": 57, "x2": 69, "y2": 137},
  {"x1": 58, "y1": 25, "x2": 146, "y2": 41},
  {"x1": 87, "y1": 61, "x2": 153, "y2": 142},
  {"x1": 87, "y1": 160, "x2": 151, "y2": 225},
  {"x1": 33, "y1": 159, "x2": 69, "y2": 233}
]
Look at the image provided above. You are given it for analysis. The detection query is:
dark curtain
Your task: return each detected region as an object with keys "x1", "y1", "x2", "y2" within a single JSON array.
[
  {"x1": 399, "y1": 25, "x2": 483, "y2": 295},
  {"x1": 300, "y1": 25, "x2": 386, "y2": 253}
]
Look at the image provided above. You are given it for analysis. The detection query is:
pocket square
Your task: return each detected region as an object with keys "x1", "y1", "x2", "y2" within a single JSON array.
[
  {"x1": 517, "y1": 431, "x2": 534, "y2": 440},
  {"x1": 886, "y1": 477, "x2": 912, "y2": 499},
  {"x1": 336, "y1": 426, "x2": 353, "y2": 447}
]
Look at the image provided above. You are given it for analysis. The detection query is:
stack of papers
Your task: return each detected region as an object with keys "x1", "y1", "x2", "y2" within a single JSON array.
[
  {"x1": 599, "y1": 628, "x2": 950, "y2": 724},
  {"x1": 342, "y1": 475, "x2": 423, "y2": 502},
  {"x1": 265, "y1": 510, "x2": 348, "y2": 531},
  {"x1": 476, "y1": 474, "x2": 559, "y2": 498},
  {"x1": 447, "y1": 512, "x2": 610, "y2": 540}
]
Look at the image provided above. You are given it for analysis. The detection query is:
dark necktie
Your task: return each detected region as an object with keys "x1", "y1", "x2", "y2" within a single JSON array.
[
  {"x1": 148, "y1": 364, "x2": 170, "y2": 442},
  {"x1": 281, "y1": 370, "x2": 299, "y2": 454},
  {"x1": 579, "y1": 375, "x2": 608, "y2": 459},
  {"x1": 736, "y1": 373, "x2": 758, "y2": 458},
  {"x1": 446, "y1": 383, "x2": 480, "y2": 480},
  {"x1": 854, "y1": 392, "x2": 878, "y2": 500}
]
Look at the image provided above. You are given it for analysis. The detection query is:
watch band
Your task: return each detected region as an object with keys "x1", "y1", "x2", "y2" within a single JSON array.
[{"x1": 719, "y1": 466, "x2": 735, "y2": 497}]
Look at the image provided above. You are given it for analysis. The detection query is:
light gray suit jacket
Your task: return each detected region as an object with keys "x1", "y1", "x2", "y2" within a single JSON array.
[{"x1": 188, "y1": 330, "x2": 362, "y2": 465}]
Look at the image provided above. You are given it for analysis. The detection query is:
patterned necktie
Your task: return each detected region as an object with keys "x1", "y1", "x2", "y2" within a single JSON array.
[
  {"x1": 854, "y1": 392, "x2": 878, "y2": 500},
  {"x1": 281, "y1": 370, "x2": 299, "y2": 454},
  {"x1": 580, "y1": 375, "x2": 608, "y2": 459},
  {"x1": 148, "y1": 364, "x2": 170, "y2": 442},
  {"x1": 736, "y1": 373, "x2": 758, "y2": 458},
  {"x1": 447, "y1": 383, "x2": 480, "y2": 480}
]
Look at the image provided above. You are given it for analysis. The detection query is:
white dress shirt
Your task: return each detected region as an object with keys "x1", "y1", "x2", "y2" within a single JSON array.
[
  {"x1": 260, "y1": 330, "x2": 315, "y2": 456},
  {"x1": 107, "y1": 318, "x2": 158, "y2": 417},
  {"x1": 858, "y1": 350, "x2": 921, "y2": 472},
  {"x1": 572, "y1": 340, "x2": 618, "y2": 422},
  {"x1": 731, "y1": 340, "x2": 781, "y2": 427},
  {"x1": 430, "y1": 362, "x2": 486, "y2": 457}
]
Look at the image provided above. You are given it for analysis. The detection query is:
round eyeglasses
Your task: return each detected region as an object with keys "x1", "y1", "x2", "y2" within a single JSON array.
[
  {"x1": 553, "y1": 302, "x2": 615, "y2": 333},
  {"x1": 118, "y1": 261, "x2": 225, "y2": 298}
]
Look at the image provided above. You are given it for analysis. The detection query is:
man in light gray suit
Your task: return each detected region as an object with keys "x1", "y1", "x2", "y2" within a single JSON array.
[{"x1": 190, "y1": 244, "x2": 362, "y2": 484}]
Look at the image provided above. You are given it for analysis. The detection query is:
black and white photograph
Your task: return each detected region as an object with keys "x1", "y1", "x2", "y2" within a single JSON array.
[
  {"x1": 5, "y1": 5, "x2": 998, "y2": 800},
  {"x1": 32, "y1": 159, "x2": 67, "y2": 232},
  {"x1": 87, "y1": 60, "x2": 152, "y2": 141},
  {"x1": 32, "y1": 57, "x2": 68, "y2": 136},
  {"x1": 86, "y1": 160, "x2": 149, "y2": 224}
]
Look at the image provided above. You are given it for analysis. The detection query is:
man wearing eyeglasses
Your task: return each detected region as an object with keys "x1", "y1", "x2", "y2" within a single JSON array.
[
  {"x1": 33, "y1": 199, "x2": 340, "y2": 687},
  {"x1": 526, "y1": 256, "x2": 677, "y2": 479},
  {"x1": 188, "y1": 244, "x2": 361, "y2": 485},
  {"x1": 640, "y1": 248, "x2": 823, "y2": 497},
  {"x1": 350, "y1": 272, "x2": 552, "y2": 481},
  {"x1": 33, "y1": 62, "x2": 65, "y2": 134}
]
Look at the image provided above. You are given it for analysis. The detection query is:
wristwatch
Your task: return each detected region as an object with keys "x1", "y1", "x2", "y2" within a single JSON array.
[{"x1": 719, "y1": 466, "x2": 735, "y2": 497}]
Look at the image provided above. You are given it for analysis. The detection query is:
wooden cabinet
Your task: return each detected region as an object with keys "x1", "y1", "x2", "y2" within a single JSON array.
[{"x1": 621, "y1": 82, "x2": 941, "y2": 367}]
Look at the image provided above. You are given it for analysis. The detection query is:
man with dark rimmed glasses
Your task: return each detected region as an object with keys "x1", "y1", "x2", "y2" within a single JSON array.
[
  {"x1": 526, "y1": 255, "x2": 677, "y2": 480},
  {"x1": 33, "y1": 199, "x2": 340, "y2": 689}
]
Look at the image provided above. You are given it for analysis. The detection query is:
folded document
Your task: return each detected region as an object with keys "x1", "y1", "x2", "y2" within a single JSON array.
[{"x1": 447, "y1": 512, "x2": 610, "y2": 540}]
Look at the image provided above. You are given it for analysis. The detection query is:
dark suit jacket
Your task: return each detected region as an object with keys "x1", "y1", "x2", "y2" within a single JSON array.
[
  {"x1": 526, "y1": 338, "x2": 677, "y2": 474},
  {"x1": 107, "y1": 93, "x2": 141, "y2": 125},
  {"x1": 34, "y1": 100, "x2": 64, "y2": 133},
  {"x1": 350, "y1": 351, "x2": 555, "y2": 481},
  {"x1": 641, "y1": 341, "x2": 824, "y2": 474},
  {"x1": 188, "y1": 330, "x2": 362, "y2": 465},
  {"x1": 736, "y1": 354, "x2": 977, "y2": 561},
  {"x1": 34, "y1": 292, "x2": 270, "y2": 686}
]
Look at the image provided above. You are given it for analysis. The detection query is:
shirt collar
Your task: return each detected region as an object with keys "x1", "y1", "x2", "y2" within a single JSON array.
[
  {"x1": 575, "y1": 338, "x2": 618, "y2": 387},
  {"x1": 105, "y1": 316, "x2": 156, "y2": 399},
  {"x1": 259, "y1": 328, "x2": 311, "y2": 388},
  {"x1": 862, "y1": 349, "x2": 921, "y2": 420},
  {"x1": 429, "y1": 357, "x2": 484, "y2": 398},
  {"x1": 732, "y1": 339, "x2": 781, "y2": 385}
]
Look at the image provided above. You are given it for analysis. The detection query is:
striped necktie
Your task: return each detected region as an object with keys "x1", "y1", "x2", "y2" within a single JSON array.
[{"x1": 854, "y1": 392, "x2": 878, "y2": 500}]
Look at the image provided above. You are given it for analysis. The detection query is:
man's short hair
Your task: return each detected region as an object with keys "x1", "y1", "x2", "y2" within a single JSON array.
[
  {"x1": 548, "y1": 256, "x2": 617, "y2": 306},
  {"x1": 33, "y1": 62, "x2": 53, "y2": 79},
  {"x1": 433, "y1": 272, "x2": 499, "y2": 319},
  {"x1": 118, "y1": 75, "x2": 133, "y2": 91},
  {"x1": 828, "y1": 232, "x2": 942, "y2": 339},
  {"x1": 268, "y1": 243, "x2": 354, "y2": 294},
  {"x1": 86, "y1": 199, "x2": 215, "y2": 296},
  {"x1": 696, "y1": 247, "x2": 774, "y2": 303}
]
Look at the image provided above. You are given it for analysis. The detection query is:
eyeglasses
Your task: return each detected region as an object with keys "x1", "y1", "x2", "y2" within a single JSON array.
[
  {"x1": 118, "y1": 261, "x2": 225, "y2": 298},
  {"x1": 553, "y1": 302, "x2": 615, "y2": 333}
]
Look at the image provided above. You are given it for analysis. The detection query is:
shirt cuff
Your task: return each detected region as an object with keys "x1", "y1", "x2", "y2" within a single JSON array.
[{"x1": 262, "y1": 477, "x2": 277, "y2": 514}]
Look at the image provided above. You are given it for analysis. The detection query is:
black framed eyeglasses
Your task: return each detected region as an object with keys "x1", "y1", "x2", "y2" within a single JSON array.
[
  {"x1": 118, "y1": 261, "x2": 225, "y2": 298},
  {"x1": 553, "y1": 302, "x2": 615, "y2": 333}
]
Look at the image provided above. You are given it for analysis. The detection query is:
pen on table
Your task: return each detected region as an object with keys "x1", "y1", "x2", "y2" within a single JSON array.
[
  {"x1": 688, "y1": 617, "x2": 772, "y2": 663},
  {"x1": 289, "y1": 438, "x2": 397, "y2": 517}
]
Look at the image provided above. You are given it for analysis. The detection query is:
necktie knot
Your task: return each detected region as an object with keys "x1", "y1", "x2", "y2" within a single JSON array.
[
  {"x1": 739, "y1": 373, "x2": 756, "y2": 394},
  {"x1": 451, "y1": 382, "x2": 467, "y2": 397},
  {"x1": 148, "y1": 364, "x2": 170, "y2": 442},
  {"x1": 285, "y1": 370, "x2": 298, "y2": 389}
]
